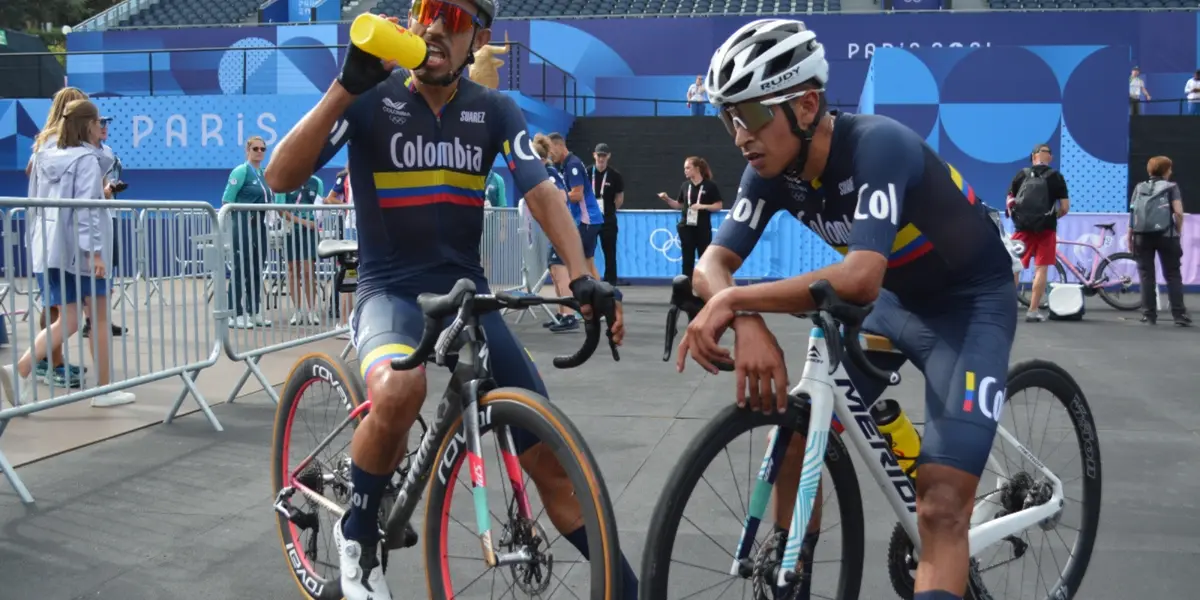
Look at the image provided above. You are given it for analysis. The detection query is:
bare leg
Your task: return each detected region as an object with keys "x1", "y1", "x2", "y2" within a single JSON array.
[
  {"x1": 20, "y1": 304, "x2": 81, "y2": 378},
  {"x1": 912, "y1": 464, "x2": 979, "y2": 596}
]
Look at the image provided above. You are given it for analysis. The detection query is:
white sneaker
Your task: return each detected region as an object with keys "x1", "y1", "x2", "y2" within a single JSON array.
[
  {"x1": 307, "y1": 311, "x2": 321, "y2": 326},
  {"x1": 231, "y1": 316, "x2": 255, "y2": 329},
  {"x1": 254, "y1": 314, "x2": 273, "y2": 327},
  {"x1": 289, "y1": 312, "x2": 303, "y2": 326},
  {"x1": 91, "y1": 390, "x2": 136, "y2": 408},
  {"x1": 0, "y1": 365, "x2": 34, "y2": 407},
  {"x1": 333, "y1": 517, "x2": 392, "y2": 600}
]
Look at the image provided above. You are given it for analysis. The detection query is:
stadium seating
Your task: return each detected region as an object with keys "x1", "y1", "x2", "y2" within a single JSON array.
[
  {"x1": 986, "y1": 0, "x2": 1191, "y2": 6},
  {"x1": 118, "y1": 0, "x2": 262, "y2": 27}
]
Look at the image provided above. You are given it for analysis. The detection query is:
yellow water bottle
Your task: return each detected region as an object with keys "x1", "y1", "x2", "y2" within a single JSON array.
[
  {"x1": 871, "y1": 399, "x2": 922, "y2": 479},
  {"x1": 349, "y1": 13, "x2": 429, "y2": 69}
]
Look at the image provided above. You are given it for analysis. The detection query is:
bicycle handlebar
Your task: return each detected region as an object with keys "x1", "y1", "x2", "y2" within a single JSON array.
[
  {"x1": 390, "y1": 278, "x2": 621, "y2": 372},
  {"x1": 663, "y1": 275, "x2": 901, "y2": 386}
]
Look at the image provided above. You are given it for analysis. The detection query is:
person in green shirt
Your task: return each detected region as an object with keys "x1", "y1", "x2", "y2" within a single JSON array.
[
  {"x1": 484, "y1": 170, "x2": 507, "y2": 207},
  {"x1": 222, "y1": 136, "x2": 272, "y2": 329},
  {"x1": 276, "y1": 174, "x2": 324, "y2": 326}
]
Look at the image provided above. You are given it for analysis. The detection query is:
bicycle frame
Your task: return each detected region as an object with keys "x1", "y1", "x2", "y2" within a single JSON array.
[
  {"x1": 731, "y1": 327, "x2": 1067, "y2": 588},
  {"x1": 277, "y1": 320, "x2": 535, "y2": 569}
]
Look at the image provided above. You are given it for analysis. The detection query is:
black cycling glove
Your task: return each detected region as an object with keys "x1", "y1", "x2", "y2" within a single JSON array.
[
  {"x1": 338, "y1": 43, "x2": 392, "y2": 96},
  {"x1": 569, "y1": 275, "x2": 621, "y2": 315}
]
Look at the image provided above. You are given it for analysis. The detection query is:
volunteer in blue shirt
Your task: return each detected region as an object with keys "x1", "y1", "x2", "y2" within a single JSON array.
[
  {"x1": 535, "y1": 134, "x2": 583, "y2": 333},
  {"x1": 221, "y1": 136, "x2": 273, "y2": 329},
  {"x1": 548, "y1": 133, "x2": 603, "y2": 280}
]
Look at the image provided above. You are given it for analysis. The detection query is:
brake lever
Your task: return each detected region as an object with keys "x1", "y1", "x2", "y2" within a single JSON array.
[{"x1": 664, "y1": 305, "x2": 680, "y2": 362}]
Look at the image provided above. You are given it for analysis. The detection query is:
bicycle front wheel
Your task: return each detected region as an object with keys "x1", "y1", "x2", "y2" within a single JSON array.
[
  {"x1": 641, "y1": 400, "x2": 865, "y2": 600},
  {"x1": 423, "y1": 387, "x2": 623, "y2": 600}
]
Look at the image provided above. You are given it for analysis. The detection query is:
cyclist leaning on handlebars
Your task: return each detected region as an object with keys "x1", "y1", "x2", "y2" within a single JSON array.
[
  {"x1": 264, "y1": 1, "x2": 636, "y2": 598},
  {"x1": 675, "y1": 19, "x2": 1018, "y2": 600}
]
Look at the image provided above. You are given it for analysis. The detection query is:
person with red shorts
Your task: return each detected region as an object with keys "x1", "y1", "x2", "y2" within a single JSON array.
[{"x1": 1007, "y1": 144, "x2": 1070, "y2": 322}]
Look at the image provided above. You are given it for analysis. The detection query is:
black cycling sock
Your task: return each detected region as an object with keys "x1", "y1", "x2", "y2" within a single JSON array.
[
  {"x1": 563, "y1": 526, "x2": 639, "y2": 597},
  {"x1": 343, "y1": 464, "x2": 391, "y2": 542},
  {"x1": 914, "y1": 591, "x2": 962, "y2": 600}
]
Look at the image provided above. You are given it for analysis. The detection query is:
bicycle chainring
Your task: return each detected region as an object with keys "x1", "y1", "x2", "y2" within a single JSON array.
[{"x1": 887, "y1": 522, "x2": 993, "y2": 600}]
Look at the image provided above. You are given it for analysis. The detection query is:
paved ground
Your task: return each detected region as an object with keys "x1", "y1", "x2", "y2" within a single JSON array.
[{"x1": 0, "y1": 288, "x2": 1197, "y2": 600}]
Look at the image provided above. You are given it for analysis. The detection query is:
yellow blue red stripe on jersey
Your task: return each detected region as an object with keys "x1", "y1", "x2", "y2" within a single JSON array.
[
  {"x1": 374, "y1": 170, "x2": 487, "y2": 209},
  {"x1": 361, "y1": 343, "x2": 418, "y2": 381},
  {"x1": 963, "y1": 370, "x2": 977, "y2": 413},
  {"x1": 501, "y1": 140, "x2": 517, "y2": 171},
  {"x1": 830, "y1": 161, "x2": 978, "y2": 266}
]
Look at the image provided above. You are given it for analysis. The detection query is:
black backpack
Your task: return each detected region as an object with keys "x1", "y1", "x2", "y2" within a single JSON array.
[{"x1": 1011, "y1": 168, "x2": 1057, "y2": 232}]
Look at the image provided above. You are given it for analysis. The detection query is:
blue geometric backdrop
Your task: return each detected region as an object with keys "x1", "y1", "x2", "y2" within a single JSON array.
[{"x1": 860, "y1": 46, "x2": 1128, "y2": 213}]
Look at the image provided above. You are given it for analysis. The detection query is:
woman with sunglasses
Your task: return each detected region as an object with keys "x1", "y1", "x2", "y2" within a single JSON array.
[
  {"x1": 667, "y1": 18, "x2": 1020, "y2": 600},
  {"x1": 221, "y1": 136, "x2": 273, "y2": 330},
  {"x1": 266, "y1": 2, "x2": 632, "y2": 599}
]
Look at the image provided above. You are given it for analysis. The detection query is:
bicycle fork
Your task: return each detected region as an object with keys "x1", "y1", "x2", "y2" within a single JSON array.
[
  {"x1": 460, "y1": 382, "x2": 537, "y2": 569},
  {"x1": 729, "y1": 394, "x2": 835, "y2": 589}
]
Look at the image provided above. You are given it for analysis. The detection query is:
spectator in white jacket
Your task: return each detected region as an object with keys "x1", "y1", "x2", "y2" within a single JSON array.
[
  {"x1": 25, "y1": 86, "x2": 90, "y2": 388},
  {"x1": 2, "y1": 99, "x2": 135, "y2": 408}
]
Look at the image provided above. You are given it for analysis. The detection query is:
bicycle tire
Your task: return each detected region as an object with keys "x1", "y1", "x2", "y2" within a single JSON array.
[
  {"x1": 1017, "y1": 261, "x2": 1067, "y2": 309},
  {"x1": 424, "y1": 387, "x2": 623, "y2": 600},
  {"x1": 1094, "y1": 251, "x2": 1142, "y2": 311},
  {"x1": 640, "y1": 399, "x2": 865, "y2": 600},
  {"x1": 271, "y1": 352, "x2": 366, "y2": 600},
  {"x1": 965, "y1": 359, "x2": 1102, "y2": 600}
]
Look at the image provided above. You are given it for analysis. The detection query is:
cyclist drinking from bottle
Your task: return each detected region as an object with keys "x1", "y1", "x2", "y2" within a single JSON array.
[
  {"x1": 265, "y1": 2, "x2": 637, "y2": 598},
  {"x1": 675, "y1": 19, "x2": 1017, "y2": 600}
]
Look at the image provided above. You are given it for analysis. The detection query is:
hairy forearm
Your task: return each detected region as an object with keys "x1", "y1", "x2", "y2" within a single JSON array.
[{"x1": 266, "y1": 83, "x2": 355, "y2": 192}]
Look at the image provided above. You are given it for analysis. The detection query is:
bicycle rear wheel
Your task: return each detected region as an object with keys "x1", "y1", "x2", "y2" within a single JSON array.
[
  {"x1": 423, "y1": 387, "x2": 623, "y2": 600},
  {"x1": 641, "y1": 399, "x2": 865, "y2": 600},
  {"x1": 1094, "y1": 251, "x2": 1142, "y2": 311},
  {"x1": 966, "y1": 359, "x2": 1102, "y2": 599},
  {"x1": 272, "y1": 353, "x2": 365, "y2": 600}
]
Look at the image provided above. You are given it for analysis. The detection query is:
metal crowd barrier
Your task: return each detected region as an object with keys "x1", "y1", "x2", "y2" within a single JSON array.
[
  {"x1": 0, "y1": 198, "x2": 224, "y2": 505},
  {"x1": 0, "y1": 200, "x2": 549, "y2": 504},
  {"x1": 217, "y1": 204, "x2": 358, "y2": 404}
]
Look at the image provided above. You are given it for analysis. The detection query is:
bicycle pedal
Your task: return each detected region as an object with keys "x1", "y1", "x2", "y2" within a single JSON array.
[{"x1": 384, "y1": 523, "x2": 420, "y2": 550}]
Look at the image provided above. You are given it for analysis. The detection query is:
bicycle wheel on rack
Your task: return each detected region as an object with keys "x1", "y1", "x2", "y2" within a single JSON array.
[
  {"x1": 424, "y1": 386, "x2": 623, "y2": 600},
  {"x1": 1017, "y1": 260, "x2": 1067, "y2": 309},
  {"x1": 641, "y1": 399, "x2": 865, "y2": 600},
  {"x1": 1093, "y1": 251, "x2": 1142, "y2": 311},
  {"x1": 886, "y1": 359, "x2": 1102, "y2": 600},
  {"x1": 271, "y1": 352, "x2": 426, "y2": 600}
]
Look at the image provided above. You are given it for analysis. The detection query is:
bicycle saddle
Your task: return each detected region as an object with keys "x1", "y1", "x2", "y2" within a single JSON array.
[{"x1": 317, "y1": 239, "x2": 359, "y2": 259}]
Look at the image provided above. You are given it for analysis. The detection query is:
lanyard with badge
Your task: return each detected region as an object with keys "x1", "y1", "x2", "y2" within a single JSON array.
[
  {"x1": 245, "y1": 161, "x2": 269, "y2": 204},
  {"x1": 591, "y1": 167, "x2": 608, "y2": 212},
  {"x1": 685, "y1": 182, "x2": 704, "y2": 226}
]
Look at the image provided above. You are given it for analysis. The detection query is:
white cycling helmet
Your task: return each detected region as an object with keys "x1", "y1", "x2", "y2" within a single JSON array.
[{"x1": 705, "y1": 19, "x2": 829, "y2": 105}]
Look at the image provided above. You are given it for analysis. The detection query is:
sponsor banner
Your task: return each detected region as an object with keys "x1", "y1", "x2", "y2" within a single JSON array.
[
  {"x1": 63, "y1": 12, "x2": 1197, "y2": 108},
  {"x1": 604, "y1": 211, "x2": 1200, "y2": 285},
  {"x1": 0, "y1": 92, "x2": 571, "y2": 172}
]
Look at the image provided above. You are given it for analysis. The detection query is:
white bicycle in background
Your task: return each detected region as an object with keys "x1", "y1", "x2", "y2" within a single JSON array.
[{"x1": 644, "y1": 276, "x2": 1102, "y2": 599}]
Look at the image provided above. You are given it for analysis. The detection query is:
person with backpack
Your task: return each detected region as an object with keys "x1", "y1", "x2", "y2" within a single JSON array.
[
  {"x1": 1128, "y1": 156, "x2": 1191, "y2": 326},
  {"x1": 1007, "y1": 144, "x2": 1070, "y2": 322}
]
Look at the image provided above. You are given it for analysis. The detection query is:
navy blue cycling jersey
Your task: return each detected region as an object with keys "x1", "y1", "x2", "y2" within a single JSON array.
[
  {"x1": 713, "y1": 112, "x2": 1013, "y2": 305},
  {"x1": 314, "y1": 70, "x2": 550, "y2": 295},
  {"x1": 559, "y1": 153, "x2": 604, "y2": 226}
]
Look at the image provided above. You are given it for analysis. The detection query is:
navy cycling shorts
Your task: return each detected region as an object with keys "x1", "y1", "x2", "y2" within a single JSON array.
[
  {"x1": 842, "y1": 281, "x2": 1017, "y2": 478},
  {"x1": 548, "y1": 223, "x2": 603, "y2": 265},
  {"x1": 352, "y1": 290, "x2": 547, "y2": 454}
]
